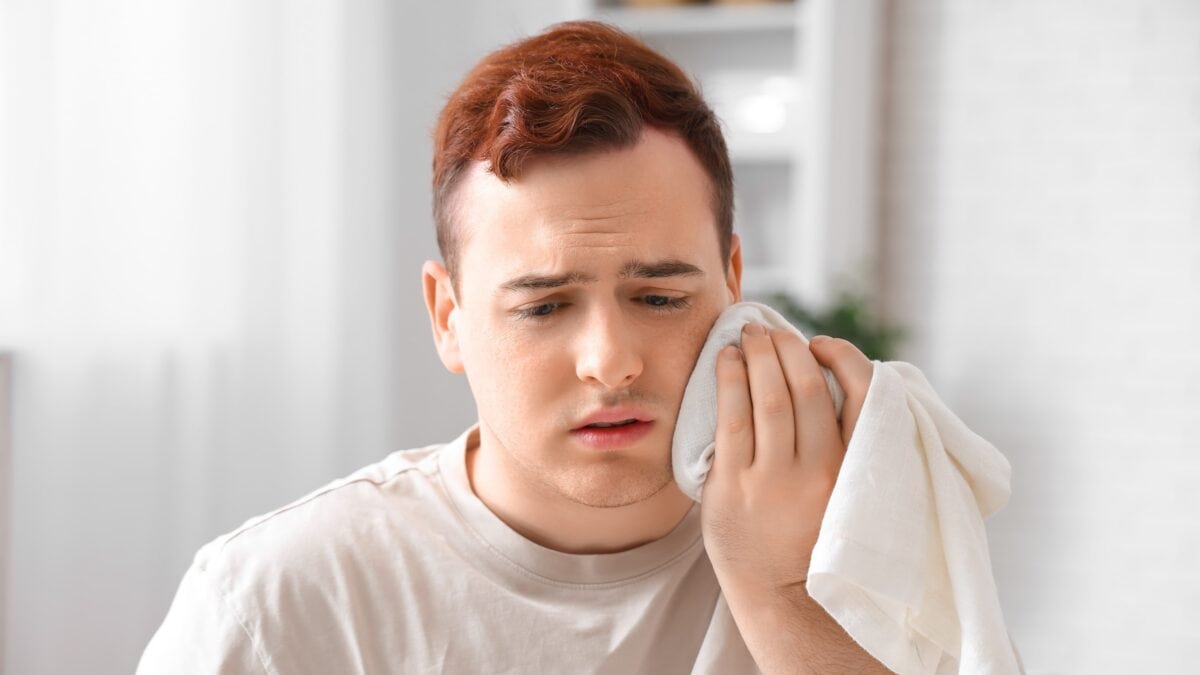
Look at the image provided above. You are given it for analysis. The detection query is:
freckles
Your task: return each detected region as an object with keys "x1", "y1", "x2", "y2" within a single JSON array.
[
  {"x1": 682, "y1": 324, "x2": 710, "y2": 366},
  {"x1": 490, "y1": 329, "x2": 562, "y2": 382},
  {"x1": 659, "y1": 314, "x2": 713, "y2": 374},
  {"x1": 686, "y1": 303, "x2": 721, "y2": 346},
  {"x1": 487, "y1": 323, "x2": 532, "y2": 355},
  {"x1": 502, "y1": 336, "x2": 555, "y2": 372},
  {"x1": 671, "y1": 302, "x2": 724, "y2": 374}
]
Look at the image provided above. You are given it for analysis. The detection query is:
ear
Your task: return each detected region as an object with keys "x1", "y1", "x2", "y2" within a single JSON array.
[
  {"x1": 422, "y1": 260, "x2": 465, "y2": 374},
  {"x1": 725, "y1": 232, "x2": 743, "y2": 304}
]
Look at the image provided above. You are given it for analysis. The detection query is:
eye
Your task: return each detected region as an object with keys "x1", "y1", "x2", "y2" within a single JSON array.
[
  {"x1": 514, "y1": 302, "x2": 563, "y2": 321},
  {"x1": 641, "y1": 295, "x2": 690, "y2": 311}
]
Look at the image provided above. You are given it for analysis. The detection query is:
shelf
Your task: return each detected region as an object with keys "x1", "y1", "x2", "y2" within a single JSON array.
[
  {"x1": 582, "y1": 0, "x2": 883, "y2": 311},
  {"x1": 592, "y1": 3, "x2": 799, "y2": 36}
]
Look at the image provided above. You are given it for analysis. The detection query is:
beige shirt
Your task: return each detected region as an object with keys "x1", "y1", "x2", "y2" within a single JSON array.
[{"x1": 138, "y1": 425, "x2": 762, "y2": 674}]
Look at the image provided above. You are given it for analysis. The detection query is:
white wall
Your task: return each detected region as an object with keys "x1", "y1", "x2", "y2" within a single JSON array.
[
  {"x1": 0, "y1": 1, "x2": 569, "y2": 673},
  {"x1": 880, "y1": 1, "x2": 1200, "y2": 672}
]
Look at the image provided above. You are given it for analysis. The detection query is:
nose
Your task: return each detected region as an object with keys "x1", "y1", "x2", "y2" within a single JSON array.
[{"x1": 574, "y1": 302, "x2": 643, "y2": 390}]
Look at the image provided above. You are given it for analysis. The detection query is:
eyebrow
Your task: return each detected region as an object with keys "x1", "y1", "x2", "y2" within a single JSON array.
[{"x1": 497, "y1": 258, "x2": 704, "y2": 294}]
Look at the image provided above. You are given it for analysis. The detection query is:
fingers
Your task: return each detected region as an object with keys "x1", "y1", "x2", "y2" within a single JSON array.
[
  {"x1": 739, "y1": 323, "x2": 796, "y2": 471},
  {"x1": 772, "y1": 330, "x2": 843, "y2": 469},
  {"x1": 809, "y1": 337, "x2": 874, "y2": 447},
  {"x1": 712, "y1": 325, "x2": 869, "y2": 484},
  {"x1": 714, "y1": 344, "x2": 754, "y2": 478}
]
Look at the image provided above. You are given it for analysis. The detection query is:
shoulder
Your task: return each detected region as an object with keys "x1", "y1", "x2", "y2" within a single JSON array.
[
  {"x1": 141, "y1": 439, "x2": 459, "y2": 673},
  {"x1": 198, "y1": 440, "x2": 448, "y2": 596}
]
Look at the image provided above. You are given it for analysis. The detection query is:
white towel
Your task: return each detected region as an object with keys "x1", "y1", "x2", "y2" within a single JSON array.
[{"x1": 671, "y1": 301, "x2": 1024, "y2": 675}]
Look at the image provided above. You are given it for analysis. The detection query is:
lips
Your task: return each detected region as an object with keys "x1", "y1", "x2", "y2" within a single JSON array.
[
  {"x1": 570, "y1": 419, "x2": 655, "y2": 451},
  {"x1": 572, "y1": 406, "x2": 655, "y2": 430},
  {"x1": 570, "y1": 406, "x2": 657, "y2": 451},
  {"x1": 585, "y1": 419, "x2": 639, "y2": 428}
]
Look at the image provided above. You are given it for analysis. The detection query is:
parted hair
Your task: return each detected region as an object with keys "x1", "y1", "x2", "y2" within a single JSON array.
[{"x1": 431, "y1": 20, "x2": 734, "y2": 292}]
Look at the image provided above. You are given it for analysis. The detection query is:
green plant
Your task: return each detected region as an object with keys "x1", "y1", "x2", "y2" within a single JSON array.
[{"x1": 763, "y1": 290, "x2": 905, "y2": 362}]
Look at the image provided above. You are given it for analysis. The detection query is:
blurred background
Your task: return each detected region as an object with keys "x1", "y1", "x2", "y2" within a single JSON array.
[{"x1": 1, "y1": 0, "x2": 1198, "y2": 673}]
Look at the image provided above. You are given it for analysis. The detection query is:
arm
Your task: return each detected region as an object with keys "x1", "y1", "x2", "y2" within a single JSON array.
[
  {"x1": 701, "y1": 328, "x2": 891, "y2": 674},
  {"x1": 724, "y1": 583, "x2": 892, "y2": 674}
]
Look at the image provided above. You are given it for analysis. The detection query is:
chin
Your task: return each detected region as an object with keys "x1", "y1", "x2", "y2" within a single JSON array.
[{"x1": 555, "y1": 460, "x2": 674, "y2": 509}]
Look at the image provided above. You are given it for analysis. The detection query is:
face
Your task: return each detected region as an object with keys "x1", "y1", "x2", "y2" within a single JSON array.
[{"x1": 425, "y1": 127, "x2": 741, "y2": 509}]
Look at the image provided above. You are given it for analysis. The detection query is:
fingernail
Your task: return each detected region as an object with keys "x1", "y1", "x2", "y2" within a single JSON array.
[
  {"x1": 810, "y1": 335, "x2": 829, "y2": 345},
  {"x1": 721, "y1": 345, "x2": 742, "y2": 361},
  {"x1": 742, "y1": 323, "x2": 766, "y2": 337}
]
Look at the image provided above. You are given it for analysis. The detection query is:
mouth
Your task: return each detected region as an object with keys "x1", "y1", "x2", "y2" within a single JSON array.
[
  {"x1": 570, "y1": 419, "x2": 655, "y2": 451},
  {"x1": 581, "y1": 418, "x2": 640, "y2": 429}
]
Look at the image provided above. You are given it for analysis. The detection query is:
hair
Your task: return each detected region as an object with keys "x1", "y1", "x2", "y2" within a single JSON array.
[{"x1": 431, "y1": 20, "x2": 733, "y2": 295}]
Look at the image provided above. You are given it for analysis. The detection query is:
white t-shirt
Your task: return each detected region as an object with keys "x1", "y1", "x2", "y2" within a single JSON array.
[{"x1": 137, "y1": 424, "x2": 763, "y2": 674}]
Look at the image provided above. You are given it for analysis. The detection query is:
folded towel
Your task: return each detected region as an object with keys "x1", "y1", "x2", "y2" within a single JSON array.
[{"x1": 671, "y1": 301, "x2": 1024, "y2": 675}]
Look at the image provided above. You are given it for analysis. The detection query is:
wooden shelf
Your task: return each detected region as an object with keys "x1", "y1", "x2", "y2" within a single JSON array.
[{"x1": 593, "y1": 3, "x2": 799, "y2": 36}]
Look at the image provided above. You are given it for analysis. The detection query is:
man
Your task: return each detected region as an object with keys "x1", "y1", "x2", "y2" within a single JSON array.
[{"x1": 139, "y1": 21, "x2": 888, "y2": 674}]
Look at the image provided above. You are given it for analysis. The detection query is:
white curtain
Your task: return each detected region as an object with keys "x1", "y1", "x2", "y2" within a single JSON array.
[{"x1": 0, "y1": 0, "x2": 577, "y2": 671}]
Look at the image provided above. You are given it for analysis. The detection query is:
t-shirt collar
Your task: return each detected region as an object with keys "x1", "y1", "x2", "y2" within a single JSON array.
[{"x1": 437, "y1": 423, "x2": 704, "y2": 586}]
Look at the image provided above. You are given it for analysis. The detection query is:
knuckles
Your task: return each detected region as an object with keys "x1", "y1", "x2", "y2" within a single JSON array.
[
  {"x1": 715, "y1": 350, "x2": 746, "y2": 378},
  {"x1": 724, "y1": 414, "x2": 752, "y2": 435},
  {"x1": 795, "y1": 375, "x2": 831, "y2": 399},
  {"x1": 770, "y1": 329, "x2": 806, "y2": 351},
  {"x1": 758, "y1": 392, "x2": 791, "y2": 416}
]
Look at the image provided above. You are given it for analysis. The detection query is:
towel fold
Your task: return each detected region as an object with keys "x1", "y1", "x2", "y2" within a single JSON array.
[{"x1": 671, "y1": 301, "x2": 1024, "y2": 675}]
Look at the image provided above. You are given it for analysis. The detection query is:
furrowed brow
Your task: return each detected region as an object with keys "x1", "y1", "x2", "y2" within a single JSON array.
[
  {"x1": 496, "y1": 259, "x2": 703, "y2": 295},
  {"x1": 498, "y1": 271, "x2": 598, "y2": 294},
  {"x1": 619, "y1": 259, "x2": 704, "y2": 280}
]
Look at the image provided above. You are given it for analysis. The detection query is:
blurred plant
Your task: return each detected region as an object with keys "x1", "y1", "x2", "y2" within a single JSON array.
[{"x1": 763, "y1": 289, "x2": 905, "y2": 362}]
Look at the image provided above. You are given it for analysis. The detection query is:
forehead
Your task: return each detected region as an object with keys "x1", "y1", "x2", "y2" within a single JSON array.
[{"x1": 454, "y1": 128, "x2": 721, "y2": 290}]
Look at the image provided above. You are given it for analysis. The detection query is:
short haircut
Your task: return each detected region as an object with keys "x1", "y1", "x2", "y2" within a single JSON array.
[{"x1": 431, "y1": 20, "x2": 734, "y2": 295}]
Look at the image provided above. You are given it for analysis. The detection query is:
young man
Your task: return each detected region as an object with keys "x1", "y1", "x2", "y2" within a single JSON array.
[{"x1": 139, "y1": 21, "x2": 887, "y2": 674}]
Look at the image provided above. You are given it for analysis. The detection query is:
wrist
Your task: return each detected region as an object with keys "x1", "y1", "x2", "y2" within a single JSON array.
[{"x1": 723, "y1": 575, "x2": 810, "y2": 613}]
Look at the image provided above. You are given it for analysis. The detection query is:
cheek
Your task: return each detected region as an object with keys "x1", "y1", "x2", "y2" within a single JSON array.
[
  {"x1": 658, "y1": 308, "x2": 720, "y2": 391},
  {"x1": 473, "y1": 326, "x2": 565, "y2": 404}
]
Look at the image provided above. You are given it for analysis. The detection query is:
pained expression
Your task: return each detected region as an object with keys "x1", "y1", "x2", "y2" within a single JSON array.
[{"x1": 445, "y1": 127, "x2": 741, "y2": 508}]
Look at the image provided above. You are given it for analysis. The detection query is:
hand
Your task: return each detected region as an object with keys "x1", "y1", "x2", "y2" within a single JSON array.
[{"x1": 700, "y1": 324, "x2": 874, "y2": 602}]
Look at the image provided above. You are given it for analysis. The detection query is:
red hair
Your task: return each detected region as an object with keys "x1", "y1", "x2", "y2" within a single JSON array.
[{"x1": 431, "y1": 20, "x2": 733, "y2": 290}]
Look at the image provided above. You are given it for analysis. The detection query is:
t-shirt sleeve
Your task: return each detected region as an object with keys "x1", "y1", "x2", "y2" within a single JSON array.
[{"x1": 136, "y1": 558, "x2": 271, "y2": 675}]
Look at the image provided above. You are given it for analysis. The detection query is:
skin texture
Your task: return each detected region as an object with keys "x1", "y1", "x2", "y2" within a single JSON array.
[
  {"x1": 423, "y1": 127, "x2": 740, "y2": 554},
  {"x1": 423, "y1": 126, "x2": 889, "y2": 672}
]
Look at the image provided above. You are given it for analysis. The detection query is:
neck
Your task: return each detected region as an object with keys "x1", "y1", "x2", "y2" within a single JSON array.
[{"x1": 464, "y1": 424, "x2": 695, "y2": 555}]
